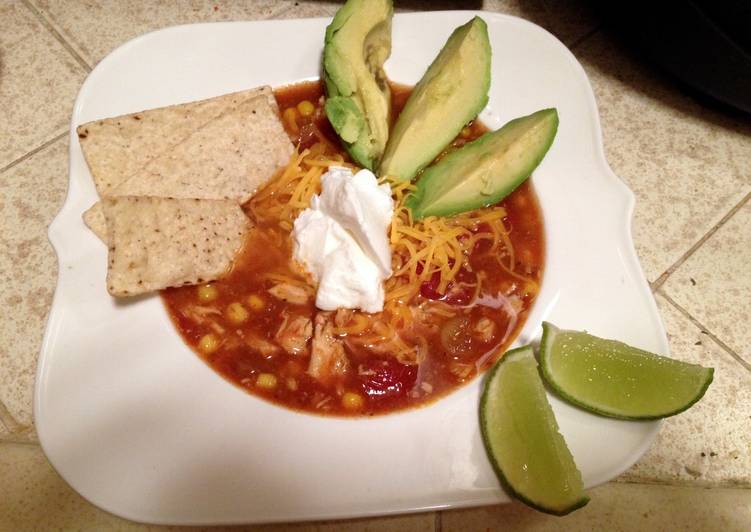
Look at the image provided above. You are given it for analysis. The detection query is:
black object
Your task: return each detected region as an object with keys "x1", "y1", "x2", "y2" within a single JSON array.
[{"x1": 596, "y1": 1, "x2": 751, "y2": 115}]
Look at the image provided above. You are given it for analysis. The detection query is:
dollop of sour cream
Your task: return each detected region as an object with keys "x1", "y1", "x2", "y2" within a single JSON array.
[{"x1": 292, "y1": 167, "x2": 394, "y2": 313}]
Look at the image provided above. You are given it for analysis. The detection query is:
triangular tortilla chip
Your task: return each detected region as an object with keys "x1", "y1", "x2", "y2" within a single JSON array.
[
  {"x1": 111, "y1": 93, "x2": 292, "y2": 202},
  {"x1": 103, "y1": 196, "x2": 250, "y2": 297},
  {"x1": 83, "y1": 203, "x2": 107, "y2": 242},
  {"x1": 77, "y1": 86, "x2": 277, "y2": 196}
]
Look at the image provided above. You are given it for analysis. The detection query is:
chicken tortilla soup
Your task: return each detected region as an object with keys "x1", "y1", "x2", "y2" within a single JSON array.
[{"x1": 161, "y1": 81, "x2": 545, "y2": 416}]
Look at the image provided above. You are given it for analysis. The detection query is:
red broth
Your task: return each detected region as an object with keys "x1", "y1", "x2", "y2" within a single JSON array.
[{"x1": 161, "y1": 81, "x2": 545, "y2": 416}]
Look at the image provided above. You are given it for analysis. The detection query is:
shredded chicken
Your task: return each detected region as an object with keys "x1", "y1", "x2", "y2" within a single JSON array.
[
  {"x1": 308, "y1": 314, "x2": 350, "y2": 382},
  {"x1": 182, "y1": 305, "x2": 225, "y2": 334},
  {"x1": 276, "y1": 312, "x2": 313, "y2": 355},
  {"x1": 182, "y1": 305, "x2": 221, "y2": 318},
  {"x1": 244, "y1": 334, "x2": 279, "y2": 357},
  {"x1": 334, "y1": 308, "x2": 354, "y2": 328},
  {"x1": 311, "y1": 392, "x2": 334, "y2": 411},
  {"x1": 344, "y1": 335, "x2": 422, "y2": 366},
  {"x1": 285, "y1": 377, "x2": 299, "y2": 391},
  {"x1": 410, "y1": 304, "x2": 442, "y2": 334},
  {"x1": 357, "y1": 364, "x2": 377, "y2": 376},
  {"x1": 219, "y1": 329, "x2": 244, "y2": 350},
  {"x1": 474, "y1": 317, "x2": 495, "y2": 343},
  {"x1": 450, "y1": 362, "x2": 473, "y2": 381},
  {"x1": 267, "y1": 283, "x2": 311, "y2": 305},
  {"x1": 209, "y1": 322, "x2": 226, "y2": 334},
  {"x1": 345, "y1": 337, "x2": 390, "y2": 356}
]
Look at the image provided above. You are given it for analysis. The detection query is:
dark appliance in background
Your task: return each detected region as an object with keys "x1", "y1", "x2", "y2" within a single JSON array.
[{"x1": 595, "y1": 1, "x2": 751, "y2": 115}]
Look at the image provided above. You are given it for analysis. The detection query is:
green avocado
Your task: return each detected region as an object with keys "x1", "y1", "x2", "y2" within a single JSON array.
[
  {"x1": 379, "y1": 16, "x2": 491, "y2": 181},
  {"x1": 407, "y1": 108, "x2": 559, "y2": 219},
  {"x1": 323, "y1": 0, "x2": 393, "y2": 170}
]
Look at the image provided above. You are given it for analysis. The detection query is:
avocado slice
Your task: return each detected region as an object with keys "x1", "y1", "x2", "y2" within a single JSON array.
[
  {"x1": 379, "y1": 16, "x2": 491, "y2": 182},
  {"x1": 407, "y1": 108, "x2": 559, "y2": 219},
  {"x1": 323, "y1": 0, "x2": 393, "y2": 170}
]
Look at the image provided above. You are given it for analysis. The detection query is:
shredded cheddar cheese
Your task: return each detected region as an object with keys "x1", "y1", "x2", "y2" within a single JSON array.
[
  {"x1": 249, "y1": 143, "x2": 355, "y2": 230},
  {"x1": 382, "y1": 174, "x2": 514, "y2": 306},
  {"x1": 245, "y1": 143, "x2": 541, "y2": 369},
  {"x1": 250, "y1": 146, "x2": 520, "y2": 311}
]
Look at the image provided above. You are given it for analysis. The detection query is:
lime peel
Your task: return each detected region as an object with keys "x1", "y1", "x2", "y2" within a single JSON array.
[
  {"x1": 480, "y1": 345, "x2": 589, "y2": 516},
  {"x1": 540, "y1": 322, "x2": 714, "y2": 420}
]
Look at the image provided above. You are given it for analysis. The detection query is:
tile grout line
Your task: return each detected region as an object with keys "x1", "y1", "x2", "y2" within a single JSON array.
[
  {"x1": 614, "y1": 477, "x2": 751, "y2": 490},
  {"x1": 0, "y1": 131, "x2": 67, "y2": 176},
  {"x1": 0, "y1": 400, "x2": 22, "y2": 434},
  {"x1": 21, "y1": 0, "x2": 92, "y2": 73},
  {"x1": 567, "y1": 24, "x2": 602, "y2": 51},
  {"x1": 651, "y1": 190, "x2": 751, "y2": 291},
  {"x1": 657, "y1": 289, "x2": 751, "y2": 372},
  {"x1": 262, "y1": 2, "x2": 302, "y2": 21},
  {"x1": 0, "y1": 433, "x2": 39, "y2": 445}
]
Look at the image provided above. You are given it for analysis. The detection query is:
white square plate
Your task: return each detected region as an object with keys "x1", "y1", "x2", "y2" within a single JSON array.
[{"x1": 37, "y1": 12, "x2": 667, "y2": 525}]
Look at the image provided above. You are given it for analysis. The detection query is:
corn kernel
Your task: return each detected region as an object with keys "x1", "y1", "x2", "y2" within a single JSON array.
[
  {"x1": 297, "y1": 100, "x2": 315, "y2": 116},
  {"x1": 460, "y1": 126, "x2": 472, "y2": 138},
  {"x1": 199, "y1": 333, "x2": 219, "y2": 353},
  {"x1": 197, "y1": 284, "x2": 218, "y2": 302},
  {"x1": 523, "y1": 280, "x2": 539, "y2": 297},
  {"x1": 247, "y1": 294, "x2": 265, "y2": 311},
  {"x1": 341, "y1": 392, "x2": 364, "y2": 411},
  {"x1": 226, "y1": 302, "x2": 249, "y2": 324},
  {"x1": 282, "y1": 107, "x2": 299, "y2": 133},
  {"x1": 256, "y1": 373, "x2": 278, "y2": 390}
]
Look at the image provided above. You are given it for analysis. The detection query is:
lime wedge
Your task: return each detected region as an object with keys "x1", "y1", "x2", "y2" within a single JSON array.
[
  {"x1": 540, "y1": 322, "x2": 713, "y2": 420},
  {"x1": 480, "y1": 345, "x2": 589, "y2": 516}
]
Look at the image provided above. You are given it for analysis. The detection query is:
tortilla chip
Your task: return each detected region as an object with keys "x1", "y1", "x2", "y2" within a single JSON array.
[
  {"x1": 76, "y1": 86, "x2": 284, "y2": 196},
  {"x1": 103, "y1": 196, "x2": 250, "y2": 297},
  {"x1": 110, "y1": 93, "x2": 292, "y2": 203},
  {"x1": 83, "y1": 203, "x2": 107, "y2": 242}
]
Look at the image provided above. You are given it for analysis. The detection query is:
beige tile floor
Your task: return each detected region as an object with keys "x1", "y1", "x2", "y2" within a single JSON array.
[{"x1": 1, "y1": 0, "x2": 749, "y2": 530}]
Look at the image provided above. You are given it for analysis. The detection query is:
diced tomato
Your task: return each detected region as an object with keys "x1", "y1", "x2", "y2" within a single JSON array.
[
  {"x1": 358, "y1": 358, "x2": 417, "y2": 398},
  {"x1": 297, "y1": 123, "x2": 319, "y2": 150},
  {"x1": 419, "y1": 267, "x2": 476, "y2": 305},
  {"x1": 419, "y1": 270, "x2": 443, "y2": 300}
]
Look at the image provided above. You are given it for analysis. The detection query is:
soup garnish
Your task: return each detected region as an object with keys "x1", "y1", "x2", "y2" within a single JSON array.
[{"x1": 161, "y1": 81, "x2": 546, "y2": 416}]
